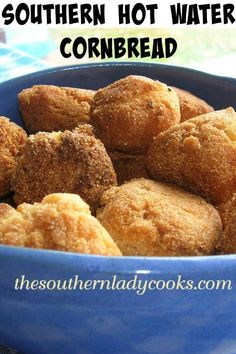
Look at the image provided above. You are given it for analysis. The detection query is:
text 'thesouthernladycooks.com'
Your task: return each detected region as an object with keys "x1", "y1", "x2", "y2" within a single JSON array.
[{"x1": 14, "y1": 274, "x2": 232, "y2": 296}]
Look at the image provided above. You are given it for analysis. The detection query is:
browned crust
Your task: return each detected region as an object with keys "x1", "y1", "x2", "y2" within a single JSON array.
[
  {"x1": 108, "y1": 150, "x2": 149, "y2": 184},
  {"x1": 147, "y1": 108, "x2": 236, "y2": 205},
  {"x1": 97, "y1": 178, "x2": 222, "y2": 257},
  {"x1": 0, "y1": 116, "x2": 27, "y2": 197},
  {"x1": 11, "y1": 126, "x2": 117, "y2": 212},
  {"x1": 90, "y1": 75, "x2": 180, "y2": 154},
  {"x1": 18, "y1": 85, "x2": 96, "y2": 133},
  {"x1": 173, "y1": 86, "x2": 214, "y2": 122},
  {"x1": 0, "y1": 193, "x2": 122, "y2": 256},
  {"x1": 216, "y1": 194, "x2": 236, "y2": 254}
]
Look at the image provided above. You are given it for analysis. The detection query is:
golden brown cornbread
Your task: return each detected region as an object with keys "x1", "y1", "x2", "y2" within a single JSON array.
[
  {"x1": 173, "y1": 86, "x2": 214, "y2": 122},
  {"x1": 0, "y1": 116, "x2": 27, "y2": 197},
  {"x1": 147, "y1": 108, "x2": 236, "y2": 205},
  {"x1": 216, "y1": 197, "x2": 234, "y2": 229},
  {"x1": 90, "y1": 75, "x2": 180, "y2": 154},
  {"x1": 11, "y1": 126, "x2": 117, "y2": 211},
  {"x1": 216, "y1": 194, "x2": 236, "y2": 254},
  {"x1": 109, "y1": 150, "x2": 149, "y2": 184},
  {"x1": 0, "y1": 193, "x2": 122, "y2": 256},
  {"x1": 18, "y1": 85, "x2": 95, "y2": 133},
  {"x1": 97, "y1": 179, "x2": 222, "y2": 257}
]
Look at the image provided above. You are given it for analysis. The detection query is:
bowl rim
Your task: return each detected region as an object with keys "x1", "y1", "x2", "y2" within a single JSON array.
[
  {"x1": 1, "y1": 61, "x2": 236, "y2": 271},
  {"x1": 1, "y1": 61, "x2": 236, "y2": 87},
  {"x1": 1, "y1": 244, "x2": 236, "y2": 274}
]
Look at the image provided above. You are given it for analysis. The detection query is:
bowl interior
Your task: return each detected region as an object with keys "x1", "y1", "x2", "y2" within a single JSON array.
[
  {"x1": 1, "y1": 62, "x2": 236, "y2": 354},
  {"x1": 0, "y1": 61, "x2": 236, "y2": 266}
]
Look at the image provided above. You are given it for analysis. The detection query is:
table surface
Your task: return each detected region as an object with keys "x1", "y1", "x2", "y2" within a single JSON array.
[{"x1": 0, "y1": 43, "x2": 51, "y2": 83}]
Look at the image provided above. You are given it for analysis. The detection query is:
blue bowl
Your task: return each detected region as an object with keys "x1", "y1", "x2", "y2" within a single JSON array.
[{"x1": 0, "y1": 62, "x2": 236, "y2": 354}]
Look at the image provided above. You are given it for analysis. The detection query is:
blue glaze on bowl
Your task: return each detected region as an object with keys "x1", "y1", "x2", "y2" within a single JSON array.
[{"x1": 0, "y1": 62, "x2": 236, "y2": 354}]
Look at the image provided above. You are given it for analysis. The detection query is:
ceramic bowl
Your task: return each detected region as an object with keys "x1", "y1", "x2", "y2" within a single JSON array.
[{"x1": 0, "y1": 62, "x2": 236, "y2": 354}]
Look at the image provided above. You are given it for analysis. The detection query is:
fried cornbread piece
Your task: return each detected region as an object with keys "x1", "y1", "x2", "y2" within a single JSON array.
[
  {"x1": 0, "y1": 116, "x2": 27, "y2": 197},
  {"x1": 90, "y1": 75, "x2": 180, "y2": 154},
  {"x1": 216, "y1": 195, "x2": 236, "y2": 254},
  {"x1": 0, "y1": 193, "x2": 122, "y2": 256},
  {"x1": 173, "y1": 86, "x2": 214, "y2": 122},
  {"x1": 12, "y1": 126, "x2": 117, "y2": 211},
  {"x1": 97, "y1": 179, "x2": 222, "y2": 257},
  {"x1": 18, "y1": 85, "x2": 95, "y2": 133},
  {"x1": 147, "y1": 108, "x2": 236, "y2": 205},
  {"x1": 216, "y1": 197, "x2": 234, "y2": 229},
  {"x1": 109, "y1": 150, "x2": 149, "y2": 184}
]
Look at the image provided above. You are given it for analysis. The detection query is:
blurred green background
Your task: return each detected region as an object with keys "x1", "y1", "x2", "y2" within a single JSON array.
[
  {"x1": 1, "y1": 28, "x2": 236, "y2": 80},
  {"x1": 49, "y1": 28, "x2": 236, "y2": 66}
]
